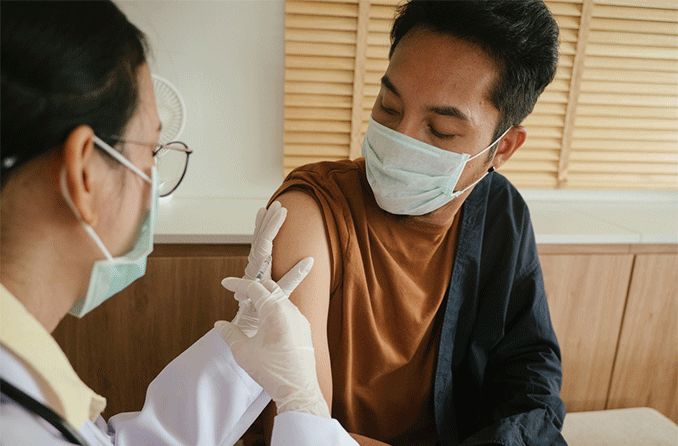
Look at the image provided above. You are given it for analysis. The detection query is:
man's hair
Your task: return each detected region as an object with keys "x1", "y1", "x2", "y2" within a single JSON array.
[{"x1": 390, "y1": 0, "x2": 560, "y2": 141}]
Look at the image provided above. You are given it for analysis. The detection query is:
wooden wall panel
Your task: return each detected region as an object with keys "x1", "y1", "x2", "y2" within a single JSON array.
[
  {"x1": 540, "y1": 253, "x2": 634, "y2": 412},
  {"x1": 50, "y1": 244, "x2": 677, "y2": 422},
  {"x1": 606, "y1": 254, "x2": 678, "y2": 422},
  {"x1": 53, "y1": 252, "x2": 247, "y2": 417}
]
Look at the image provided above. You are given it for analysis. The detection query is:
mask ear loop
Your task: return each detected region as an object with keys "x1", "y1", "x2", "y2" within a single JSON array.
[
  {"x1": 453, "y1": 127, "x2": 512, "y2": 196},
  {"x1": 467, "y1": 126, "x2": 513, "y2": 163},
  {"x1": 60, "y1": 169, "x2": 114, "y2": 261},
  {"x1": 93, "y1": 136, "x2": 151, "y2": 184}
]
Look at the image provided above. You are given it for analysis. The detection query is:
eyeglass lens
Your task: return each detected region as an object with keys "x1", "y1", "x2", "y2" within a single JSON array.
[{"x1": 155, "y1": 143, "x2": 189, "y2": 196}]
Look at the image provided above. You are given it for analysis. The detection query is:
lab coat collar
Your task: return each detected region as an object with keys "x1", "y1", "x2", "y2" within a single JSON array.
[{"x1": 0, "y1": 283, "x2": 106, "y2": 429}]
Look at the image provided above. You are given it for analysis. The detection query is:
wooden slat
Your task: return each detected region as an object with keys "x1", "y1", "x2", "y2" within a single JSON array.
[
  {"x1": 284, "y1": 144, "x2": 348, "y2": 157},
  {"x1": 586, "y1": 43, "x2": 678, "y2": 60},
  {"x1": 285, "y1": 93, "x2": 352, "y2": 108},
  {"x1": 565, "y1": 173, "x2": 678, "y2": 188},
  {"x1": 286, "y1": 41, "x2": 356, "y2": 58},
  {"x1": 595, "y1": 0, "x2": 678, "y2": 10},
  {"x1": 286, "y1": 1, "x2": 358, "y2": 18},
  {"x1": 585, "y1": 55, "x2": 678, "y2": 72},
  {"x1": 286, "y1": 68, "x2": 354, "y2": 84},
  {"x1": 593, "y1": 4, "x2": 678, "y2": 23},
  {"x1": 575, "y1": 116, "x2": 678, "y2": 130},
  {"x1": 285, "y1": 81, "x2": 353, "y2": 96},
  {"x1": 573, "y1": 128, "x2": 678, "y2": 142},
  {"x1": 577, "y1": 92, "x2": 678, "y2": 107},
  {"x1": 569, "y1": 162, "x2": 678, "y2": 174},
  {"x1": 558, "y1": 0, "x2": 592, "y2": 185},
  {"x1": 590, "y1": 17, "x2": 678, "y2": 35},
  {"x1": 549, "y1": 2, "x2": 582, "y2": 17},
  {"x1": 588, "y1": 30, "x2": 678, "y2": 48},
  {"x1": 582, "y1": 68, "x2": 678, "y2": 84},
  {"x1": 285, "y1": 120, "x2": 351, "y2": 133},
  {"x1": 570, "y1": 150, "x2": 678, "y2": 163},
  {"x1": 349, "y1": 0, "x2": 370, "y2": 159},
  {"x1": 286, "y1": 55, "x2": 355, "y2": 70},
  {"x1": 572, "y1": 139, "x2": 678, "y2": 152},
  {"x1": 285, "y1": 131, "x2": 349, "y2": 145},
  {"x1": 576, "y1": 104, "x2": 678, "y2": 119},
  {"x1": 286, "y1": 28, "x2": 357, "y2": 45},
  {"x1": 286, "y1": 15, "x2": 357, "y2": 32},
  {"x1": 286, "y1": 106, "x2": 352, "y2": 121}
]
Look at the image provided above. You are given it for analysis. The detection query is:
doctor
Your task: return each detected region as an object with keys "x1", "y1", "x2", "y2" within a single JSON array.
[{"x1": 0, "y1": 1, "x2": 356, "y2": 445}]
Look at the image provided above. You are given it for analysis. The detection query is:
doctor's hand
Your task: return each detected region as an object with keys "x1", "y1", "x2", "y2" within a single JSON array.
[
  {"x1": 226, "y1": 201, "x2": 286, "y2": 337},
  {"x1": 216, "y1": 259, "x2": 331, "y2": 419}
]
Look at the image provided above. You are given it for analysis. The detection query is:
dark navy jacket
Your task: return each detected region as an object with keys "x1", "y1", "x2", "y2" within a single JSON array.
[{"x1": 434, "y1": 172, "x2": 566, "y2": 445}]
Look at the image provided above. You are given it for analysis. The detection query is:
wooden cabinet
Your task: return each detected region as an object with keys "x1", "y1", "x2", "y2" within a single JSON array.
[
  {"x1": 53, "y1": 244, "x2": 677, "y2": 422},
  {"x1": 607, "y1": 254, "x2": 678, "y2": 421},
  {"x1": 540, "y1": 253, "x2": 633, "y2": 412},
  {"x1": 539, "y1": 246, "x2": 678, "y2": 422}
]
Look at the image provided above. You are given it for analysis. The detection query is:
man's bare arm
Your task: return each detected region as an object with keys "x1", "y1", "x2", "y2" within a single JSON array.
[{"x1": 271, "y1": 191, "x2": 333, "y2": 406}]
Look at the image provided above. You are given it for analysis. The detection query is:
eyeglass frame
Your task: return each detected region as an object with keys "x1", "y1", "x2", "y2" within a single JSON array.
[{"x1": 100, "y1": 136, "x2": 193, "y2": 197}]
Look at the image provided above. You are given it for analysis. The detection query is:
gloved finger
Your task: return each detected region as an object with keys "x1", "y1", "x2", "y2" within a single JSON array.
[
  {"x1": 245, "y1": 280, "x2": 287, "y2": 312},
  {"x1": 253, "y1": 204, "x2": 277, "y2": 252},
  {"x1": 257, "y1": 201, "x2": 282, "y2": 243},
  {"x1": 214, "y1": 320, "x2": 248, "y2": 348},
  {"x1": 251, "y1": 206, "x2": 267, "y2": 239},
  {"x1": 277, "y1": 257, "x2": 314, "y2": 295},
  {"x1": 221, "y1": 277, "x2": 252, "y2": 300},
  {"x1": 246, "y1": 205, "x2": 285, "y2": 278},
  {"x1": 261, "y1": 204, "x2": 286, "y2": 242}
]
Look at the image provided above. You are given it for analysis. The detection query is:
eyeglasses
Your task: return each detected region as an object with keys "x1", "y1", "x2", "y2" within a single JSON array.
[{"x1": 103, "y1": 138, "x2": 193, "y2": 197}]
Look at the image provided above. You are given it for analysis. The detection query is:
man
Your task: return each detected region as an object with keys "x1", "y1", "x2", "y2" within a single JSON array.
[{"x1": 261, "y1": 1, "x2": 565, "y2": 445}]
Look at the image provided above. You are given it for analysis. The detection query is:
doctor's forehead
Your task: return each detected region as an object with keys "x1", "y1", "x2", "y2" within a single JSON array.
[{"x1": 386, "y1": 28, "x2": 500, "y2": 118}]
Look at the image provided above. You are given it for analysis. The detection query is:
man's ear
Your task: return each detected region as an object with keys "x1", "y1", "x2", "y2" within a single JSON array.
[
  {"x1": 62, "y1": 125, "x2": 98, "y2": 225},
  {"x1": 492, "y1": 125, "x2": 526, "y2": 170}
]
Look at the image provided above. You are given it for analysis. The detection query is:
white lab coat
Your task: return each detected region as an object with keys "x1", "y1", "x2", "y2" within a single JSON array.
[{"x1": 0, "y1": 328, "x2": 357, "y2": 446}]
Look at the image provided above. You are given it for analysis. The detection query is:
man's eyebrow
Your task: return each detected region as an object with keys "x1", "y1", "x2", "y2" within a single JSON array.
[
  {"x1": 381, "y1": 75, "x2": 400, "y2": 97},
  {"x1": 428, "y1": 105, "x2": 472, "y2": 123}
]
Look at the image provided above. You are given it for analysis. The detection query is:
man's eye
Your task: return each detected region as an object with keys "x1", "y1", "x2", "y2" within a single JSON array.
[
  {"x1": 380, "y1": 103, "x2": 399, "y2": 116},
  {"x1": 429, "y1": 126, "x2": 455, "y2": 139}
]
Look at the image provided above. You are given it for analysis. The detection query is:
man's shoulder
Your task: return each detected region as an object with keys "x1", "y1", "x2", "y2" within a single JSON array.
[
  {"x1": 282, "y1": 159, "x2": 366, "y2": 200},
  {"x1": 290, "y1": 159, "x2": 363, "y2": 181}
]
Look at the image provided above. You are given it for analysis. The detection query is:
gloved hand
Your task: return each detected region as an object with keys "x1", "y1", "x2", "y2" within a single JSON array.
[
  {"x1": 216, "y1": 258, "x2": 330, "y2": 418},
  {"x1": 226, "y1": 201, "x2": 286, "y2": 337}
]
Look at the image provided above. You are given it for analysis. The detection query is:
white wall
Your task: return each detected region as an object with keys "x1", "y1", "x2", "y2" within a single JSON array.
[{"x1": 117, "y1": 0, "x2": 285, "y2": 200}]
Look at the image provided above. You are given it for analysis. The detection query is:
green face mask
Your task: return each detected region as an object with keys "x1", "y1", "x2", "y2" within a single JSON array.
[{"x1": 61, "y1": 136, "x2": 158, "y2": 317}]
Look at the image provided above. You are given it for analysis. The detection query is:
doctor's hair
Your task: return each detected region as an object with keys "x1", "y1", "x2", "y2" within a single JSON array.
[
  {"x1": 1, "y1": 0, "x2": 148, "y2": 186},
  {"x1": 390, "y1": 0, "x2": 559, "y2": 143}
]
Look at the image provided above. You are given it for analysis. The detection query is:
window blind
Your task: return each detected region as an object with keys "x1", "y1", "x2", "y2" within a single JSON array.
[{"x1": 283, "y1": 0, "x2": 678, "y2": 190}]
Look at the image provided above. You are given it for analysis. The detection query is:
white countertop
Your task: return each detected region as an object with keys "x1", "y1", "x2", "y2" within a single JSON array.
[{"x1": 155, "y1": 191, "x2": 678, "y2": 245}]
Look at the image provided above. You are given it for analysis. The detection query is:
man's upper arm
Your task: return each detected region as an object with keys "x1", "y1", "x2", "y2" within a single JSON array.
[{"x1": 271, "y1": 191, "x2": 333, "y2": 406}]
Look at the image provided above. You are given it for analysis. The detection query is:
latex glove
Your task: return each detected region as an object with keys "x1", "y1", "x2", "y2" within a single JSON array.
[
  {"x1": 216, "y1": 258, "x2": 330, "y2": 418},
  {"x1": 227, "y1": 201, "x2": 286, "y2": 337}
]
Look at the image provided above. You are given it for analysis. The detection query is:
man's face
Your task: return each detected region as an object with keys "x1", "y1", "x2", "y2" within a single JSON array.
[{"x1": 371, "y1": 27, "x2": 504, "y2": 189}]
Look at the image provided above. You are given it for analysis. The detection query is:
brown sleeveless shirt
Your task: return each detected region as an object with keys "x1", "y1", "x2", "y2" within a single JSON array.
[{"x1": 271, "y1": 159, "x2": 460, "y2": 445}]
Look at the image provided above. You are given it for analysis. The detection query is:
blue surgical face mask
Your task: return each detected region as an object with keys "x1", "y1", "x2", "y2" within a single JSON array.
[
  {"x1": 362, "y1": 117, "x2": 510, "y2": 216},
  {"x1": 61, "y1": 136, "x2": 158, "y2": 317}
]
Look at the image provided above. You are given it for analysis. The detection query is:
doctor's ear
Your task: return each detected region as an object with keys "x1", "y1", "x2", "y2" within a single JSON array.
[
  {"x1": 491, "y1": 126, "x2": 526, "y2": 170},
  {"x1": 62, "y1": 125, "x2": 99, "y2": 226}
]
